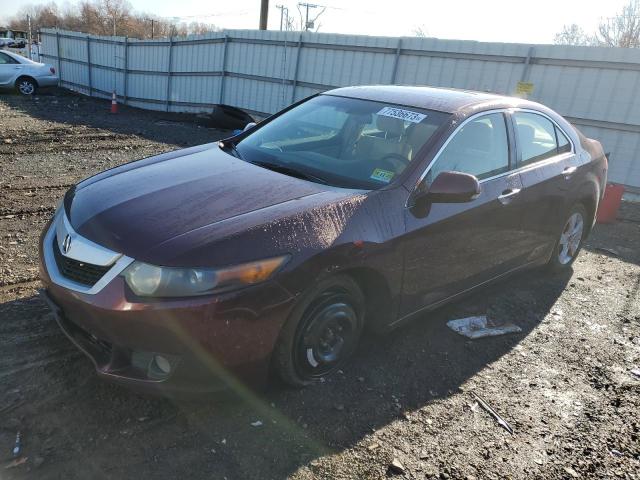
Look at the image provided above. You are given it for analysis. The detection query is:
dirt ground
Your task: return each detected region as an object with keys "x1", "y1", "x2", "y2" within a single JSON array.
[{"x1": 1, "y1": 90, "x2": 639, "y2": 480}]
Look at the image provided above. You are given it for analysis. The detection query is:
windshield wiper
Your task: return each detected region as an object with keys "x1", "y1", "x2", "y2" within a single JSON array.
[
  {"x1": 218, "y1": 140, "x2": 243, "y2": 160},
  {"x1": 250, "y1": 160, "x2": 329, "y2": 185}
]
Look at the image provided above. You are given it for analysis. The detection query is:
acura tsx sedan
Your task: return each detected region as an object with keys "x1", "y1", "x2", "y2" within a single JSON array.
[{"x1": 39, "y1": 86, "x2": 607, "y2": 393}]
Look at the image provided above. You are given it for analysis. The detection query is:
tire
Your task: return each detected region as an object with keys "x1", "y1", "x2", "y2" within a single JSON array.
[
  {"x1": 273, "y1": 275, "x2": 365, "y2": 387},
  {"x1": 15, "y1": 77, "x2": 37, "y2": 96},
  {"x1": 547, "y1": 203, "x2": 588, "y2": 271}
]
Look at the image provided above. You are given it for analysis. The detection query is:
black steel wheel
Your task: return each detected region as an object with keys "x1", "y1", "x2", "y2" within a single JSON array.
[{"x1": 274, "y1": 275, "x2": 364, "y2": 387}]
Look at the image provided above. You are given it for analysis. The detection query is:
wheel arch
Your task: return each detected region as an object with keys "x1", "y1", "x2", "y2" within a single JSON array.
[
  {"x1": 575, "y1": 174, "x2": 601, "y2": 233},
  {"x1": 339, "y1": 266, "x2": 395, "y2": 334},
  {"x1": 15, "y1": 75, "x2": 39, "y2": 89}
]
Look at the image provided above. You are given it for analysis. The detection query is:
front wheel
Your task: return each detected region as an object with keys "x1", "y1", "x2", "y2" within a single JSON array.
[
  {"x1": 16, "y1": 77, "x2": 37, "y2": 96},
  {"x1": 547, "y1": 204, "x2": 588, "y2": 271},
  {"x1": 273, "y1": 275, "x2": 365, "y2": 387}
]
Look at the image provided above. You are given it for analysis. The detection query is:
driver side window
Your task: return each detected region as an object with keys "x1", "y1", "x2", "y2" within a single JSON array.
[
  {"x1": 0, "y1": 52, "x2": 19, "y2": 64},
  {"x1": 428, "y1": 112, "x2": 509, "y2": 182}
]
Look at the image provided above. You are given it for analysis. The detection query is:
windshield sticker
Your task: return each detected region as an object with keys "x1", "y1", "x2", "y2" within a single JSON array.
[
  {"x1": 377, "y1": 106, "x2": 427, "y2": 124},
  {"x1": 370, "y1": 168, "x2": 395, "y2": 183}
]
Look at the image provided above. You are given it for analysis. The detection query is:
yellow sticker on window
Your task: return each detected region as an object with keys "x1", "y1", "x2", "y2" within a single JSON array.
[{"x1": 370, "y1": 168, "x2": 395, "y2": 183}]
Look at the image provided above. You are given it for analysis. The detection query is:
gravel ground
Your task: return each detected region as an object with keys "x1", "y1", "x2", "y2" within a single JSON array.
[{"x1": 1, "y1": 90, "x2": 639, "y2": 480}]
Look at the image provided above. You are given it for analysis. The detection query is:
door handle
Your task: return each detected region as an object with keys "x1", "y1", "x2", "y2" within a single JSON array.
[
  {"x1": 563, "y1": 166, "x2": 577, "y2": 179},
  {"x1": 498, "y1": 188, "x2": 521, "y2": 205}
]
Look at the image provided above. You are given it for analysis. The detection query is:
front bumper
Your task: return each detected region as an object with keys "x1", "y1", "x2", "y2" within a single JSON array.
[{"x1": 39, "y1": 213, "x2": 295, "y2": 394}]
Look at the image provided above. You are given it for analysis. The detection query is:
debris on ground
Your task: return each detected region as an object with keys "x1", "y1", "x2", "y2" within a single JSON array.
[
  {"x1": 12, "y1": 431, "x2": 21, "y2": 457},
  {"x1": 563, "y1": 466, "x2": 580, "y2": 478},
  {"x1": 630, "y1": 368, "x2": 640, "y2": 379},
  {"x1": 388, "y1": 458, "x2": 405, "y2": 475},
  {"x1": 4, "y1": 457, "x2": 27, "y2": 469},
  {"x1": 250, "y1": 420, "x2": 263, "y2": 427},
  {"x1": 472, "y1": 393, "x2": 514, "y2": 435},
  {"x1": 447, "y1": 316, "x2": 522, "y2": 339}
]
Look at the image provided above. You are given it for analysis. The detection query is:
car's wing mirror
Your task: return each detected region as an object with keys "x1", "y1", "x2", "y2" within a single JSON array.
[
  {"x1": 243, "y1": 122, "x2": 257, "y2": 132},
  {"x1": 410, "y1": 171, "x2": 481, "y2": 206}
]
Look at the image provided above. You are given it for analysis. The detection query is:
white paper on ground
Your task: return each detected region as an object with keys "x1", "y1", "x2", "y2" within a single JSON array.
[{"x1": 447, "y1": 315, "x2": 522, "y2": 339}]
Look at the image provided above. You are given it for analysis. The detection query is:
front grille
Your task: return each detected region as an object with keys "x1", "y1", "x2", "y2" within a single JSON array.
[{"x1": 52, "y1": 238, "x2": 112, "y2": 286}]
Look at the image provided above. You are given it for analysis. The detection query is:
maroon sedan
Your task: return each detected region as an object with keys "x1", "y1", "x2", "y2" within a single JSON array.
[{"x1": 39, "y1": 86, "x2": 607, "y2": 393}]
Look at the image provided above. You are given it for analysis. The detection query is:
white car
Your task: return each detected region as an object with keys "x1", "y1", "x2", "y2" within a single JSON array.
[{"x1": 0, "y1": 50, "x2": 58, "y2": 95}]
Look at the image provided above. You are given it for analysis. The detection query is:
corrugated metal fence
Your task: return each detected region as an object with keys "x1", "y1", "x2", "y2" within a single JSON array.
[{"x1": 40, "y1": 28, "x2": 640, "y2": 188}]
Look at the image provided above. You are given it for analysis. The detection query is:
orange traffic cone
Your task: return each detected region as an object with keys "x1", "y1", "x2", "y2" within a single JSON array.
[{"x1": 110, "y1": 91, "x2": 118, "y2": 114}]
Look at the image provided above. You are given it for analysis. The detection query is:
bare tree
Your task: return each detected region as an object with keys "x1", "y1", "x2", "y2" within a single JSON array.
[
  {"x1": 413, "y1": 25, "x2": 428, "y2": 38},
  {"x1": 7, "y1": 0, "x2": 219, "y2": 39},
  {"x1": 9, "y1": 2, "x2": 61, "y2": 33},
  {"x1": 597, "y1": 0, "x2": 640, "y2": 47},
  {"x1": 555, "y1": 0, "x2": 640, "y2": 48},
  {"x1": 554, "y1": 23, "x2": 596, "y2": 46}
]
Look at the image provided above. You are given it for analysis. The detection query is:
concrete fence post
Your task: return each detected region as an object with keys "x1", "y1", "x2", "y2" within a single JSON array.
[
  {"x1": 123, "y1": 36, "x2": 129, "y2": 105},
  {"x1": 165, "y1": 36, "x2": 173, "y2": 112},
  {"x1": 218, "y1": 34, "x2": 229, "y2": 104},
  {"x1": 55, "y1": 31, "x2": 62, "y2": 86},
  {"x1": 290, "y1": 34, "x2": 303, "y2": 104},
  {"x1": 521, "y1": 46, "x2": 535, "y2": 83},
  {"x1": 391, "y1": 38, "x2": 402, "y2": 84},
  {"x1": 86, "y1": 35, "x2": 92, "y2": 97}
]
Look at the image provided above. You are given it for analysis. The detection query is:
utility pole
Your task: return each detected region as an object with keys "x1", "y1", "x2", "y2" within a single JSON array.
[
  {"x1": 298, "y1": 2, "x2": 325, "y2": 31},
  {"x1": 151, "y1": 19, "x2": 155, "y2": 39},
  {"x1": 276, "y1": 5, "x2": 289, "y2": 31},
  {"x1": 259, "y1": 0, "x2": 269, "y2": 30},
  {"x1": 27, "y1": 14, "x2": 32, "y2": 59}
]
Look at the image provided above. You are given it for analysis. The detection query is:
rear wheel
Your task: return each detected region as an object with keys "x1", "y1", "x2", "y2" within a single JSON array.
[
  {"x1": 16, "y1": 77, "x2": 37, "y2": 96},
  {"x1": 274, "y1": 275, "x2": 364, "y2": 387},
  {"x1": 547, "y1": 204, "x2": 587, "y2": 271}
]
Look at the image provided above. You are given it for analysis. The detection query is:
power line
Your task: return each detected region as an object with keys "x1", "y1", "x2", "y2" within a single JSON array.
[
  {"x1": 276, "y1": 5, "x2": 289, "y2": 31},
  {"x1": 298, "y1": 2, "x2": 326, "y2": 31}
]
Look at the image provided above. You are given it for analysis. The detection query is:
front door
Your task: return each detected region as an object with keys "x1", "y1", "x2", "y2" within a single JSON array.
[
  {"x1": 0, "y1": 52, "x2": 20, "y2": 86},
  {"x1": 400, "y1": 111, "x2": 530, "y2": 318}
]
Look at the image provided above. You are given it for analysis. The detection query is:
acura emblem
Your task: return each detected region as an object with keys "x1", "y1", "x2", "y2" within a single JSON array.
[{"x1": 62, "y1": 234, "x2": 72, "y2": 254}]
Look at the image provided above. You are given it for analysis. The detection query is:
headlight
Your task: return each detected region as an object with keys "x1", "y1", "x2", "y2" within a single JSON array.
[{"x1": 121, "y1": 256, "x2": 289, "y2": 297}]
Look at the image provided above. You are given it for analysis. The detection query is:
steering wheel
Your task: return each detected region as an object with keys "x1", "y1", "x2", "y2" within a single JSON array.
[{"x1": 378, "y1": 153, "x2": 410, "y2": 173}]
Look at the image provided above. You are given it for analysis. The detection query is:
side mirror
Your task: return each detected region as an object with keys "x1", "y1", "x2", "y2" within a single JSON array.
[
  {"x1": 427, "y1": 171, "x2": 481, "y2": 203},
  {"x1": 243, "y1": 122, "x2": 257, "y2": 132},
  {"x1": 410, "y1": 171, "x2": 480, "y2": 207}
]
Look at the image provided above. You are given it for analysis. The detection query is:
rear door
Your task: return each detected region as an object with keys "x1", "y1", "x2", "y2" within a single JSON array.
[
  {"x1": 510, "y1": 111, "x2": 578, "y2": 261},
  {"x1": 400, "y1": 111, "x2": 531, "y2": 317}
]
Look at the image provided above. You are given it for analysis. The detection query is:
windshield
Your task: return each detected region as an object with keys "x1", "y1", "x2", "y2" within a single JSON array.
[{"x1": 235, "y1": 95, "x2": 449, "y2": 189}]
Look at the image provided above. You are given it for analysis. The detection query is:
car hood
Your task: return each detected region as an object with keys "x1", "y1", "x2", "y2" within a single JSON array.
[{"x1": 66, "y1": 144, "x2": 358, "y2": 262}]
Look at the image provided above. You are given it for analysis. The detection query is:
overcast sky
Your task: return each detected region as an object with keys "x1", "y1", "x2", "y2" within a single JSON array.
[{"x1": 0, "y1": 0, "x2": 630, "y2": 44}]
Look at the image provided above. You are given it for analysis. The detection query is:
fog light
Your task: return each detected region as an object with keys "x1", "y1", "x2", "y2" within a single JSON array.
[{"x1": 152, "y1": 355, "x2": 172, "y2": 375}]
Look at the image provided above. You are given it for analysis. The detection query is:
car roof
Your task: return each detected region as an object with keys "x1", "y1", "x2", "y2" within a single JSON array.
[{"x1": 324, "y1": 85, "x2": 527, "y2": 114}]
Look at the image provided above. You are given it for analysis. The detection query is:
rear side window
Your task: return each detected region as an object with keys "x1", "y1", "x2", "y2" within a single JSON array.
[
  {"x1": 428, "y1": 112, "x2": 509, "y2": 181},
  {"x1": 556, "y1": 126, "x2": 571, "y2": 154},
  {"x1": 514, "y1": 112, "x2": 570, "y2": 166}
]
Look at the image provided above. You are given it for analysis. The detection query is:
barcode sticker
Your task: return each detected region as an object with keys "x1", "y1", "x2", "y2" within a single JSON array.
[{"x1": 377, "y1": 107, "x2": 427, "y2": 123}]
